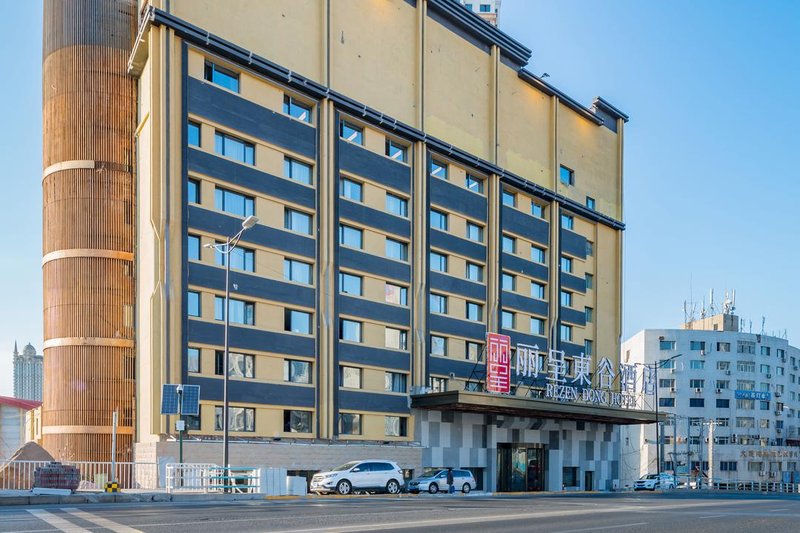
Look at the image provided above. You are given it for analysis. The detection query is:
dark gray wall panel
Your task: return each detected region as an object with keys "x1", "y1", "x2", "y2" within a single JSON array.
[
  {"x1": 561, "y1": 229, "x2": 587, "y2": 260},
  {"x1": 429, "y1": 314, "x2": 485, "y2": 340},
  {"x1": 561, "y1": 272, "x2": 587, "y2": 293},
  {"x1": 339, "y1": 200, "x2": 410, "y2": 237},
  {"x1": 429, "y1": 178, "x2": 487, "y2": 221},
  {"x1": 189, "y1": 262, "x2": 315, "y2": 309},
  {"x1": 187, "y1": 77, "x2": 316, "y2": 158},
  {"x1": 188, "y1": 320, "x2": 315, "y2": 357},
  {"x1": 429, "y1": 229, "x2": 486, "y2": 261},
  {"x1": 338, "y1": 342, "x2": 410, "y2": 371},
  {"x1": 501, "y1": 253, "x2": 548, "y2": 281},
  {"x1": 188, "y1": 205, "x2": 316, "y2": 258},
  {"x1": 500, "y1": 291, "x2": 549, "y2": 317},
  {"x1": 338, "y1": 295, "x2": 410, "y2": 326},
  {"x1": 188, "y1": 149, "x2": 315, "y2": 209},
  {"x1": 560, "y1": 306, "x2": 587, "y2": 327},
  {"x1": 188, "y1": 375, "x2": 315, "y2": 407},
  {"x1": 338, "y1": 390, "x2": 410, "y2": 414},
  {"x1": 339, "y1": 247, "x2": 410, "y2": 282},
  {"x1": 429, "y1": 272, "x2": 485, "y2": 301},
  {"x1": 338, "y1": 141, "x2": 411, "y2": 193},
  {"x1": 560, "y1": 340, "x2": 585, "y2": 357},
  {"x1": 429, "y1": 356, "x2": 481, "y2": 379},
  {"x1": 502, "y1": 207, "x2": 549, "y2": 245},
  {"x1": 500, "y1": 329, "x2": 548, "y2": 350}
]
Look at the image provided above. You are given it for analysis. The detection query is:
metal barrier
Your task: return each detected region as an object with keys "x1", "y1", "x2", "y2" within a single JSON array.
[
  {"x1": 165, "y1": 464, "x2": 261, "y2": 494},
  {"x1": 0, "y1": 460, "x2": 160, "y2": 490},
  {"x1": 711, "y1": 480, "x2": 800, "y2": 493}
]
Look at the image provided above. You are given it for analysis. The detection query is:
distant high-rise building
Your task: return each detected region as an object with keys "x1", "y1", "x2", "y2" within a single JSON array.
[
  {"x1": 13, "y1": 342, "x2": 43, "y2": 402},
  {"x1": 459, "y1": 0, "x2": 502, "y2": 25}
]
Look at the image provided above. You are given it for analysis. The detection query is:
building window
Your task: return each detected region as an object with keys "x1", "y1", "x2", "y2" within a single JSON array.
[
  {"x1": 430, "y1": 251, "x2": 448, "y2": 272},
  {"x1": 562, "y1": 467, "x2": 579, "y2": 488},
  {"x1": 719, "y1": 461, "x2": 737, "y2": 472},
  {"x1": 659, "y1": 340, "x2": 676, "y2": 350},
  {"x1": 283, "y1": 259, "x2": 313, "y2": 285},
  {"x1": 560, "y1": 290, "x2": 573, "y2": 307},
  {"x1": 502, "y1": 189, "x2": 516, "y2": 207},
  {"x1": 284, "y1": 157, "x2": 313, "y2": 185},
  {"x1": 386, "y1": 193, "x2": 409, "y2": 218},
  {"x1": 466, "y1": 262, "x2": 483, "y2": 282},
  {"x1": 430, "y1": 376, "x2": 447, "y2": 392},
  {"x1": 585, "y1": 307, "x2": 594, "y2": 323},
  {"x1": 215, "y1": 297, "x2": 255, "y2": 325},
  {"x1": 586, "y1": 196, "x2": 596, "y2": 210},
  {"x1": 717, "y1": 342, "x2": 731, "y2": 352},
  {"x1": 430, "y1": 209, "x2": 448, "y2": 231},
  {"x1": 340, "y1": 225, "x2": 365, "y2": 250},
  {"x1": 531, "y1": 203, "x2": 544, "y2": 219},
  {"x1": 501, "y1": 311, "x2": 515, "y2": 329},
  {"x1": 215, "y1": 187, "x2": 254, "y2": 217},
  {"x1": 185, "y1": 414, "x2": 201, "y2": 431},
  {"x1": 284, "y1": 309, "x2": 312, "y2": 334},
  {"x1": 284, "y1": 209, "x2": 312, "y2": 235},
  {"x1": 187, "y1": 291, "x2": 201, "y2": 317},
  {"x1": 385, "y1": 238, "x2": 409, "y2": 261},
  {"x1": 214, "y1": 131, "x2": 254, "y2": 165},
  {"x1": 531, "y1": 281, "x2": 545, "y2": 300},
  {"x1": 340, "y1": 319, "x2": 362, "y2": 342},
  {"x1": 561, "y1": 214, "x2": 574, "y2": 230},
  {"x1": 430, "y1": 293, "x2": 448, "y2": 314},
  {"x1": 339, "y1": 413, "x2": 362, "y2": 435},
  {"x1": 479, "y1": 3, "x2": 491, "y2": 12},
  {"x1": 339, "y1": 272, "x2": 363, "y2": 296},
  {"x1": 690, "y1": 360, "x2": 705, "y2": 370},
  {"x1": 385, "y1": 283, "x2": 408, "y2": 306},
  {"x1": 560, "y1": 256, "x2": 573, "y2": 273},
  {"x1": 465, "y1": 174, "x2": 484, "y2": 194},
  {"x1": 689, "y1": 398, "x2": 705, "y2": 408},
  {"x1": 690, "y1": 341, "x2": 706, "y2": 351},
  {"x1": 187, "y1": 234, "x2": 201, "y2": 261},
  {"x1": 340, "y1": 366, "x2": 362, "y2": 388},
  {"x1": 761, "y1": 346, "x2": 771, "y2": 356},
  {"x1": 215, "y1": 244, "x2": 255, "y2": 272},
  {"x1": 466, "y1": 222, "x2": 483, "y2": 242},
  {"x1": 214, "y1": 406, "x2": 255, "y2": 432},
  {"x1": 385, "y1": 416, "x2": 408, "y2": 437},
  {"x1": 502, "y1": 234, "x2": 516, "y2": 253},
  {"x1": 215, "y1": 351, "x2": 255, "y2": 378},
  {"x1": 466, "y1": 342, "x2": 481, "y2": 361},
  {"x1": 283, "y1": 359, "x2": 311, "y2": 384},
  {"x1": 188, "y1": 121, "x2": 201, "y2": 147},
  {"x1": 559, "y1": 165, "x2": 574, "y2": 186},
  {"x1": 585, "y1": 273, "x2": 593, "y2": 290},
  {"x1": 187, "y1": 178, "x2": 200, "y2": 204},
  {"x1": 430, "y1": 159, "x2": 447, "y2": 179},
  {"x1": 431, "y1": 335, "x2": 447, "y2": 356},
  {"x1": 659, "y1": 398, "x2": 675, "y2": 407},
  {"x1": 586, "y1": 241, "x2": 594, "y2": 256},
  {"x1": 340, "y1": 120, "x2": 363, "y2": 144},
  {"x1": 527, "y1": 317, "x2": 544, "y2": 335},
  {"x1": 283, "y1": 95, "x2": 312, "y2": 123},
  {"x1": 385, "y1": 372, "x2": 408, "y2": 393},
  {"x1": 502, "y1": 273, "x2": 516, "y2": 291},
  {"x1": 340, "y1": 177, "x2": 363, "y2": 202},
  {"x1": 386, "y1": 139, "x2": 407, "y2": 162},
  {"x1": 584, "y1": 339, "x2": 593, "y2": 356},
  {"x1": 531, "y1": 246, "x2": 546, "y2": 264},
  {"x1": 284, "y1": 410, "x2": 312, "y2": 433},
  {"x1": 466, "y1": 302, "x2": 483, "y2": 322},
  {"x1": 187, "y1": 347, "x2": 200, "y2": 373},
  {"x1": 716, "y1": 399, "x2": 730, "y2": 408},
  {"x1": 204, "y1": 61, "x2": 239, "y2": 92},
  {"x1": 385, "y1": 327, "x2": 408, "y2": 350},
  {"x1": 560, "y1": 324, "x2": 573, "y2": 342}
]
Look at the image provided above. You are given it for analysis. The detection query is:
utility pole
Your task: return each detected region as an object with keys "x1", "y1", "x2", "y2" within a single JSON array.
[
  {"x1": 686, "y1": 416, "x2": 691, "y2": 485},
  {"x1": 673, "y1": 413, "x2": 678, "y2": 479},
  {"x1": 706, "y1": 420, "x2": 717, "y2": 490}
]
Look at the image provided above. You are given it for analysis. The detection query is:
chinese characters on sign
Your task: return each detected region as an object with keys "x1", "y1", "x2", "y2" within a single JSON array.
[{"x1": 486, "y1": 333, "x2": 511, "y2": 394}]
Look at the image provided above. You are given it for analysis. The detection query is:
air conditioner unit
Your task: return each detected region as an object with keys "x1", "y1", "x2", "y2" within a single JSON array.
[
  {"x1": 793, "y1": 366, "x2": 799, "y2": 371},
  {"x1": 670, "y1": 387, "x2": 677, "y2": 393},
  {"x1": 695, "y1": 387, "x2": 702, "y2": 393},
  {"x1": 767, "y1": 374, "x2": 772, "y2": 379},
  {"x1": 715, "y1": 388, "x2": 722, "y2": 394},
  {"x1": 774, "y1": 410, "x2": 782, "y2": 416},
  {"x1": 700, "y1": 350, "x2": 706, "y2": 356},
  {"x1": 777, "y1": 429, "x2": 782, "y2": 434},
  {"x1": 770, "y1": 440, "x2": 777, "y2": 446},
  {"x1": 725, "y1": 370, "x2": 731, "y2": 376},
  {"x1": 775, "y1": 392, "x2": 782, "y2": 398},
  {"x1": 670, "y1": 368, "x2": 676, "y2": 374}
]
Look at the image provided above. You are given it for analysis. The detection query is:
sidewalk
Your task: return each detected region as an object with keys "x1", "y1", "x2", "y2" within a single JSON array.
[{"x1": 0, "y1": 489, "x2": 269, "y2": 506}]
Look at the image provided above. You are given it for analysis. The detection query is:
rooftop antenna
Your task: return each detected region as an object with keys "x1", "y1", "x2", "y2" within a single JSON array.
[
  {"x1": 708, "y1": 288, "x2": 716, "y2": 316},
  {"x1": 760, "y1": 316, "x2": 766, "y2": 336},
  {"x1": 749, "y1": 320, "x2": 752, "y2": 334}
]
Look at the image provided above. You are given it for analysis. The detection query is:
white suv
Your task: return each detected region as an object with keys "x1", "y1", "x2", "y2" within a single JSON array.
[
  {"x1": 310, "y1": 460, "x2": 404, "y2": 495},
  {"x1": 634, "y1": 473, "x2": 676, "y2": 491}
]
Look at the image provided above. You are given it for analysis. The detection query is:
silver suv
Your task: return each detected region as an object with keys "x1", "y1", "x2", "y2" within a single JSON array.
[
  {"x1": 407, "y1": 469, "x2": 476, "y2": 494},
  {"x1": 310, "y1": 460, "x2": 404, "y2": 495}
]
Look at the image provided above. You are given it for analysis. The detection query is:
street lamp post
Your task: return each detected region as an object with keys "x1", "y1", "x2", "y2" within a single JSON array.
[
  {"x1": 205, "y1": 215, "x2": 258, "y2": 484},
  {"x1": 641, "y1": 353, "x2": 683, "y2": 475}
]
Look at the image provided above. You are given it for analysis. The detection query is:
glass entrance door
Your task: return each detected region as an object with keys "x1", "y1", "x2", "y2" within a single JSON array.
[{"x1": 497, "y1": 443, "x2": 546, "y2": 492}]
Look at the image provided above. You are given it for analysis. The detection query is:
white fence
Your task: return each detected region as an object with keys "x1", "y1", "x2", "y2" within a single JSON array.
[
  {"x1": 0, "y1": 460, "x2": 160, "y2": 491},
  {"x1": 711, "y1": 480, "x2": 800, "y2": 493},
  {"x1": 165, "y1": 464, "x2": 261, "y2": 494}
]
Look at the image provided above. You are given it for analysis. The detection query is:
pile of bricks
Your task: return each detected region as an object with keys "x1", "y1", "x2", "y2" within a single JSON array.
[{"x1": 33, "y1": 462, "x2": 81, "y2": 491}]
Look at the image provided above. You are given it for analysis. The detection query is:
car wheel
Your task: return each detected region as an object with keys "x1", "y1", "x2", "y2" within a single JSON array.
[
  {"x1": 428, "y1": 483, "x2": 439, "y2": 494},
  {"x1": 336, "y1": 479, "x2": 352, "y2": 495},
  {"x1": 386, "y1": 479, "x2": 401, "y2": 494},
  {"x1": 462, "y1": 483, "x2": 471, "y2": 494}
]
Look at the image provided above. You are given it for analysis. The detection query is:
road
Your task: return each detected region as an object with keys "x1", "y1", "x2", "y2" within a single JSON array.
[{"x1": 1, "y1": 492, "x2": 799, "y2": 532}]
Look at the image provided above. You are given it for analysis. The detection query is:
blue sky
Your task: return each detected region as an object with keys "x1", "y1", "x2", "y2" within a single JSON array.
[{"x1": 0, "y1": 1, "x2": 798, "y2": 395}]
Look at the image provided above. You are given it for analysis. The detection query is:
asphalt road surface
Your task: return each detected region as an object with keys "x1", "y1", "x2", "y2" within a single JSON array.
[{"x1": 2, "y1": 492, "x2": 799, "y2": 532}]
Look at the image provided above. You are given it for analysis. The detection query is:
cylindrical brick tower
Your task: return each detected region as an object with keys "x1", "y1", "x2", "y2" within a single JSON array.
[{"x1": 42, "y1": 0, "x2": 137, "y2": 462}]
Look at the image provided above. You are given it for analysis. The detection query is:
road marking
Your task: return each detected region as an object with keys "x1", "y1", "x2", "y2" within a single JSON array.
[
  {"x1": 552, "y1": 523, "x2": 647, "y2": 533},
  {"x1": 26, "y1": 509, "x2": 90, "y2": 533},
  {"x1": 769, "y1": 508, "x2": 789, "y2": 512},
  {"x1": 699, "y1": 515, "x2": 727, "y2": 519},
  {"x1": 62, "y1": 507, "x2": 144, "y2": 533}
]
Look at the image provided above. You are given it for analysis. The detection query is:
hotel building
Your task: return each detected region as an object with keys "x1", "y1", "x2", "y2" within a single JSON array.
[
  {"x1": 42, "y1": 0, "x2": 653, "y2": 491},
  {"x1": 621, "y1": 312, "x2": 800, "y2": 486}
]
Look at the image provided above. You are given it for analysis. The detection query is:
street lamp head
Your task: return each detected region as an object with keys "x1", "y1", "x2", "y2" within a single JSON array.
[
  {"x1": 241, "y1": 215, "x2": 259, "y2": 230},
  {"x1": 203, "y1": 243, "x2": 214, "y2": 249}
]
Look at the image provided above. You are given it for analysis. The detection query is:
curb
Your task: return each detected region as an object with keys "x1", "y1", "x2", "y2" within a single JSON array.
[{"x1": 0, "y1": 492, "x2": 269, "y2": 507}]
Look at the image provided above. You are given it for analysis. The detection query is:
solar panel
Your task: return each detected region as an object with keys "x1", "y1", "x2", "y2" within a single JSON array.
[{"x1": 160, "y1": 384, "x2": 201, "y2": 416}]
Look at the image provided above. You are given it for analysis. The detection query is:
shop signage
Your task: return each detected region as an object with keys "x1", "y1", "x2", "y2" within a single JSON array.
[
  {"x1": 486, "y1": 333, "x2": 511, "y2": 394},
  {"x1": 734, "y1": 390, "x2": 771, "y2": 401}
]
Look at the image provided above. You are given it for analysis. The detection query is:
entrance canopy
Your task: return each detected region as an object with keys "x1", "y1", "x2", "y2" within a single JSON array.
[{"x1": 411, "y1": 390, "x2": 659, "y2": 425}]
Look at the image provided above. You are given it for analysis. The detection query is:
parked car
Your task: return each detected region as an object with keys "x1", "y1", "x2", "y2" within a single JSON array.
[
  {"x1": 310, "y1": 460, "x2": 404, "y2": 495},
  {"x1": 634, "y1": 473, "x2": 676, "y2": 491},
  {"x1": 407, "y1": 469, "x2": 476, "y2": 494}
]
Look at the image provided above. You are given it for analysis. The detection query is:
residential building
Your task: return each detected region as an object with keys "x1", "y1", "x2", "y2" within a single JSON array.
[
  {"x1": 621, "y1": 311, "x2": 800, "y2": 486},
  {"x1": 0, "y1": 396, "x2": 41, "y2": 460},
  {"x1": 12, "y1": 342, "x2": 43, "y2": 402},
  {"x1": 43, "y1": 0, "x2": 645, "y2": 491},
  {"x1": 459, "y1": 0, "x2": 502, "y2": 25}
]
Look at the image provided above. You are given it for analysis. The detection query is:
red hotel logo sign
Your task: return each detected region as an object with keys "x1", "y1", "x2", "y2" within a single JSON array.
[{"x1": 486, "y1": 333, "x2": 511, "y2": 394}]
